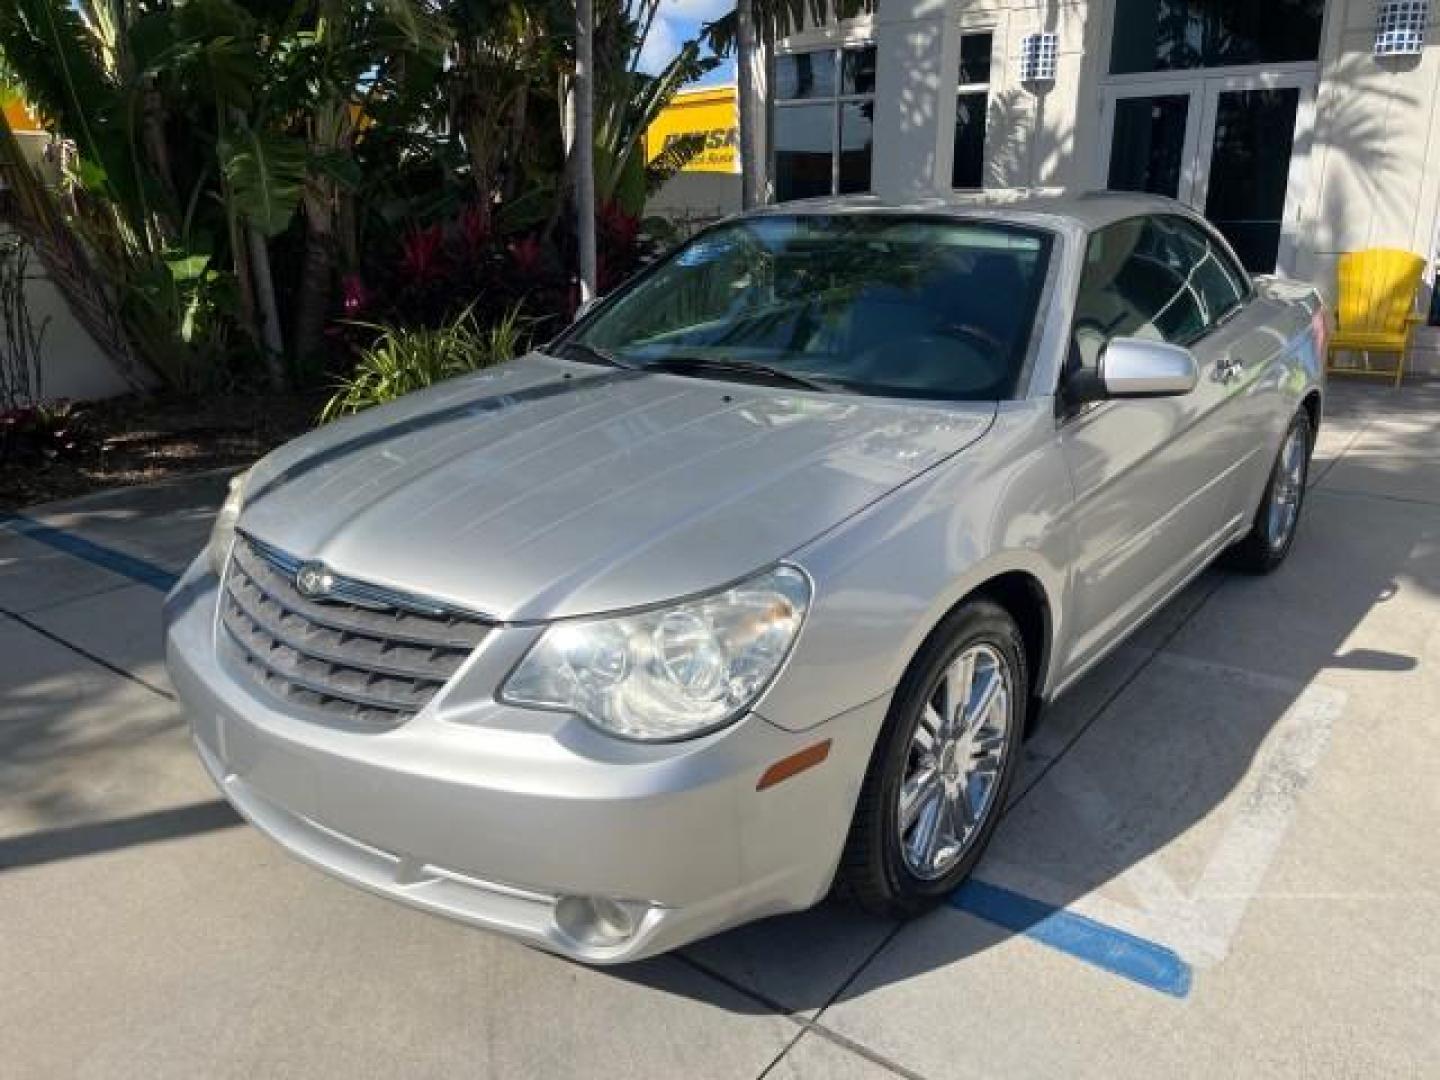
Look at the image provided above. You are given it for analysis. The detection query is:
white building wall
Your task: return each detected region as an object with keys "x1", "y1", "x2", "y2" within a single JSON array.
[
  {"x1": 869, "y1": 1, "x2": 959, "y2": 198},
  {"x1": 1302, "y1": 0, "x2": 1440, "y2": 319}
]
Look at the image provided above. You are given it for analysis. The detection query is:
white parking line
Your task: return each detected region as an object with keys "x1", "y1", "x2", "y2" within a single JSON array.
[{"x1": 986, "y1": 653, "x2": 1347, "y2": 968}]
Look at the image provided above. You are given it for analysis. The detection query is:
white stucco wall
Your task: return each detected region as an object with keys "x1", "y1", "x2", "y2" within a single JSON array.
[
  {"x1": 1, "y1": 227, "x2": 133, "y2": 405},
  {"x1": 1302, "y1": 0, "x2": 1440, "y2": 367}
]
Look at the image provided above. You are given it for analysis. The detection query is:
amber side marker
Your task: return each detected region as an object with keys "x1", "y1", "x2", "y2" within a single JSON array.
[{"x1": 756, "y1": 739, "x2": 832, "y2": 791}]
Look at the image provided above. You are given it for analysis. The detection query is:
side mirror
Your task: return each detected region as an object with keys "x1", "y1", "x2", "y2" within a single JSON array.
[
  {"x1": 1070, "y1": 337, "x2": 1198, "y2": 404},
  {"x1": 573, "y1": 295, "x2": 603, "y2": 322}
]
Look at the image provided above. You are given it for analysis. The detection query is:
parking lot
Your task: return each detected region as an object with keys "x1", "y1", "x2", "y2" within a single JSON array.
[{"x1": 2, "y1": 380, "x2": 1437, "y2": 1079}]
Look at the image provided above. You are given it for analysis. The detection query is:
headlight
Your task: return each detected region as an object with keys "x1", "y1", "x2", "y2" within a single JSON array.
[
  {"x1": 501, "y1": 565, "x2": 811, "y2": 741},
  {"x1": 207, "y1": 469, "x2": 250, "y2": 576}
]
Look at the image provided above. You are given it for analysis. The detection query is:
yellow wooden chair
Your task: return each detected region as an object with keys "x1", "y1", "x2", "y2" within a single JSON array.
[{"x1": 1327, "y1": 248, "x2": 1428, "y2": 388}]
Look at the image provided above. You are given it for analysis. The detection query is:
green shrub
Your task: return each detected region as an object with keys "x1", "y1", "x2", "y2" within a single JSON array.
[{"x1": 320, "y1": 305, "x2": 526, "y2": 422}]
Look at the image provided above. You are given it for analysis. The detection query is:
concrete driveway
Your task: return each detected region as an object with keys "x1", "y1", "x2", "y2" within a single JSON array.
[{"x1": 2, "y1": 381, "x2": 1437, "y2": 1078}]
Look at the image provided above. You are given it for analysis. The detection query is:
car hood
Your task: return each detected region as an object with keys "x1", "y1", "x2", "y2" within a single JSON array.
[{"x1": 238, "y1": 354, "x2": 994, "y2": 620}]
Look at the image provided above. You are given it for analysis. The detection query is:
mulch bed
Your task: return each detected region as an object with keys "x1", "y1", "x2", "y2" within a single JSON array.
[{"x1": 0, "y1": 392, "x2": 323, "y2": 512}]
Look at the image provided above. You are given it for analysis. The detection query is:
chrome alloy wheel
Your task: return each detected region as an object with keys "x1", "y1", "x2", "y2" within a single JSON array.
[
  {"x1": 897, "y1": 644, "x2": 1012, "y2": 880},
  {"x1": 1267, "y1": 424, "x2": 1307, "y2": 549}
]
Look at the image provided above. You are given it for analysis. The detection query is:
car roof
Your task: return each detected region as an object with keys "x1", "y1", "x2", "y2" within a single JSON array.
[{"x1": 745, "y1": 190, "x2": 1188, "y2": 232}]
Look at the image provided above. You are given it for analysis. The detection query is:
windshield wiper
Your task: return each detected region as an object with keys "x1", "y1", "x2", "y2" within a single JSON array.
[
  {"x1": 640, "y1": 355, "x2": 846, "y2": 393},
  {"x1": 553, "y1": 340, "x2": 641, "y2": 370}
]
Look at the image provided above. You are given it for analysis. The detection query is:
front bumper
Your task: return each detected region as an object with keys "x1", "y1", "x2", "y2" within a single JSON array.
[{"x1": 164, "y1": 559, "x2": 887, "y2": 962}]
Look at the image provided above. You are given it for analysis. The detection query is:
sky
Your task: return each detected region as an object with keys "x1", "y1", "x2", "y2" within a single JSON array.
[{"x1": 636, "y1": 0, "x2": 738, "y2": 86}]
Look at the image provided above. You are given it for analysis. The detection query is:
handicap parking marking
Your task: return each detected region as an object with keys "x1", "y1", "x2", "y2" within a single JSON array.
[
  {"x1": 981, "y1": 653, "x2": 1347, "y2": 975},
  {"x1": 953, "y1": 879, "x2": 1193, "y2": 998},
  {"x1": 0, "y1": 513, "x2": 179, "y2": 592}
]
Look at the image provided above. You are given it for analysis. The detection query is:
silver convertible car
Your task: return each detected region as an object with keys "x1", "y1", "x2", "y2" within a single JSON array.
[{"x1": 165, "y1": 192, "x2": 1326, "y2": 962}]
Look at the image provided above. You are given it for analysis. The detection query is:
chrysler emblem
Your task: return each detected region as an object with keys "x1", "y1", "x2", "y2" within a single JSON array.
[{"x1": 295, "y1": 561, "x2": 335, "y2": 600}]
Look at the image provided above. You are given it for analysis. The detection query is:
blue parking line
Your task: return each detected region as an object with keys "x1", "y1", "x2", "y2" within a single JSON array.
[
  {"x1": 3, "y1": 512, "x2": 1193, "y2": 997},
  {"x1": 954, "y1": 879, "x2": 1192, "y2": 998},
  {"x1": 0, "y1": 513, "x2": 179, "y2": 592}
]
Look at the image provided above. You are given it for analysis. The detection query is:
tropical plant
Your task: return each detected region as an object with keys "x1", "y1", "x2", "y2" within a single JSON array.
[
  {"x1": 0, "y1": 0, "x2": 451, "y2": 390},
  {"x1": 592, "y1": 3, "x2": 720, "y2": 216},
  {"x1": 0, "y1": 108, "x2": 144, "y2": 385},
  {"x1": 0, "y1": 236, "x2": 49, "y2": 410},
  {"x1": 0, "y1": 0, "x2": 709, "y2": 399},
  {"x1": 0, "y1": 399, "x2": 89, "y2": 466},
  {"x1": 319, "y1": 302, "x2": 527, "y2": 420}
]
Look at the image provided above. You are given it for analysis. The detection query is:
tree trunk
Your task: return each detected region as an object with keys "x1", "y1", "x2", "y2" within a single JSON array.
[
  {"x1": 574, "y1": 0, "x2": 598, "y2": 302},
  {"x1": 141, "y1": 84, "x2": 179, "y2": 226},
  {"x1": 502, "y1": 82, "x2": 530, "y2": 203},
  {"x1": 247, "y1": 223, "x2": 286, "y2": 388},
  {"x1": 543, "y1": 74, "x2": 577, "y2": 245},
  {"x1": 292, "y1": 180, "x2": 335, "y2": 371},
  {"x1": 736, "y1": 0, "x2": 762, "y2": 209}
]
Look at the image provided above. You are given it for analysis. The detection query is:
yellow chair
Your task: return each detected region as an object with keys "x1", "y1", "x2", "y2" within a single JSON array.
[{"x1": 1327, "y1": 248, "x2": 1428, "y2": 388}]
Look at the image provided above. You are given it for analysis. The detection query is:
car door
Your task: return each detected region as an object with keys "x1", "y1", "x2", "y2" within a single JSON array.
[{"x1": 1056, "y1": 214, "x2": 1249, "y2": 681}]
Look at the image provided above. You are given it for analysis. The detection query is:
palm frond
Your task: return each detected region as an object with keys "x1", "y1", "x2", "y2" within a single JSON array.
[
  {"x1": 702, "y1": 0, "x2": 873, "y2": 56},
  {"x1": 0, "y1": 107, "x2": 146, "y2": 388},
  {"x1": 644, "y1": 130, "x2": 707, "y2": 195}
]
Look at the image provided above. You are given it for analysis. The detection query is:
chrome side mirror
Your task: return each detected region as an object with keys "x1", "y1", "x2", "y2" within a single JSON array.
[
  {"x1": 1069, "y1": 337, "x2": 1198, "y2": 404},
  {"x1": 1102, "y1": 338, "x2": 1198, "y2": 398}
]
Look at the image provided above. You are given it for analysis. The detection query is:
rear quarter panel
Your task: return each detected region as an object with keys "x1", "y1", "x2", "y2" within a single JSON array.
[{"x1": 1228, "y1": 276, "x2": 1326, "y2": 516}]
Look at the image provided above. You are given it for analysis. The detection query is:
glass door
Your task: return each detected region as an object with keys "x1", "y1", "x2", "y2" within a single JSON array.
[
  {"x1": 1101, "y1": 72, "x2": 1316, "y2": 275},
  {"x1": 1100, "y1": 86, "x2": 1202, "y2": 203},
  {"x1": 1193, "y1": 74, "x2": 1316, "y2": 275}
]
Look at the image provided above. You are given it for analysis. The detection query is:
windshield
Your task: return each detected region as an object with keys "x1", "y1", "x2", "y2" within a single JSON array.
[{"x1": 564, "y1": 214, "x2": 1054, "y2": 400}]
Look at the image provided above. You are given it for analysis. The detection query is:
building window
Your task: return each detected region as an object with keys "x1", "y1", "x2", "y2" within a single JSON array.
[
  {"x1": 773, "y1": 46, "x2": 876, "y2": 201},
  {"x1": 1110, "y1": 0, "x2": 1324, "y2": 75},
  {"x1": 953, "y1": 32, "x2": 993, "y2": 189}
]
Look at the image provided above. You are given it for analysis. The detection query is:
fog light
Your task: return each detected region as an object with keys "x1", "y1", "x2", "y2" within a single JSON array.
[{"x1": 554, "y1": 895, "x2": 648, "y2": 948}]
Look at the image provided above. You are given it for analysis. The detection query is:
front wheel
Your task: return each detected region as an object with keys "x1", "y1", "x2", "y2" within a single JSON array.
[
  {"x1": 837, "y1": 600, "x2": 1027, "y2": 917},
  {"x1": 1224, "y1": 410, "x2": 1312, "y2": 574}
]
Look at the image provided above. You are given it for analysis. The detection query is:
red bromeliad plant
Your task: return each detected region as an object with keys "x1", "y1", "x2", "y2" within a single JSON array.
[
  {"x1": 336, "y1": 197, "x2": 656, "y2": 362},
  {"x1": 399, "y1": 224, "x2": 448, "y2": 285},
  {"x1": 457, "y1": 204, "x2": 493, "y2": 261},
  {"x1": 596, "y1": 201, "x2": 643, "y2": 294},
  {"x1": 0, "y1": 401, "x2": 90, "y2": 466},
  {"x1": 507, "y1": 234, "x2": 546, "y2": 280}
]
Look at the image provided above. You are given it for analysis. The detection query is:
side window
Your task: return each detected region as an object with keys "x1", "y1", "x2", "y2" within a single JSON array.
[
  {"x1": 1164, "y1": 216, "x2": 1250, "y2": 323},
  {"x1": 1071, "y1": 216, "x2": 1211, "y2": 374}
]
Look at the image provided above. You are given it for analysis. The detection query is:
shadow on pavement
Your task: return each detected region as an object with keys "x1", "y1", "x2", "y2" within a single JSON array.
[{"x1": 0, "y1": 799, "x2": 240, "y2": 871}]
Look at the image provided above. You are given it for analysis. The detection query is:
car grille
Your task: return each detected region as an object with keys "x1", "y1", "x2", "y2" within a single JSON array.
[{"x1": 220, "y1": 533, "x2": 493, "y2": 729}]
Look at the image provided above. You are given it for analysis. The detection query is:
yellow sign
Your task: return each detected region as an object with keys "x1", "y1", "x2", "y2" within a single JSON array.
[
  {"x1": 645, "y1": 86, "x2": 739, "y2": 175},
  {"x1": 1, "y1": 97, "x2": 42, "y2": 133}
]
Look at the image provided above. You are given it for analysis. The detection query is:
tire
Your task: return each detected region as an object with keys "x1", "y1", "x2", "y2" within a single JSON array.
[
  {"x1": 1224, "y1": 410, "x2": 1312, "y2": 575},
  {"x1": 837, "y1": 599, "x2": 1027, "y2": 918}
]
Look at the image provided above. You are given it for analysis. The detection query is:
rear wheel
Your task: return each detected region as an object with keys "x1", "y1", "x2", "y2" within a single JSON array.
[
  {"x1": 838, "y1": 600, "x2": 1026, "y2": 917},
  {"x1": 1224, "y1": 410, "x2": 1312, "y2": 574}
]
